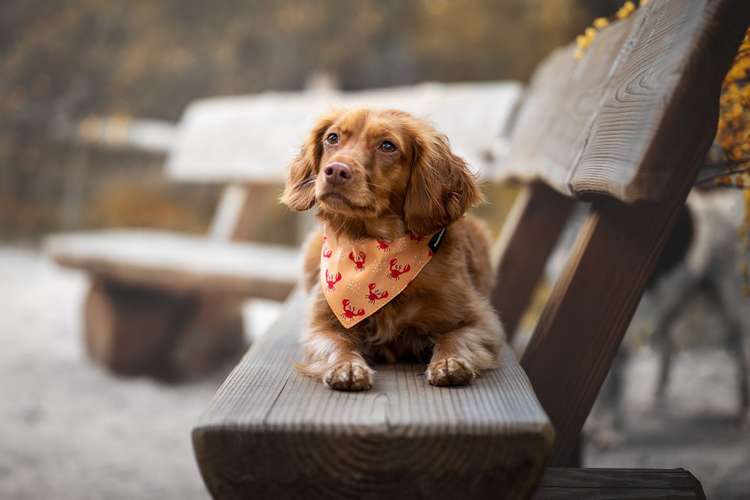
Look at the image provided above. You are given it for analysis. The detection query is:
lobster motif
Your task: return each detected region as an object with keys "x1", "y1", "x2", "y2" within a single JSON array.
[
  {"x1": 376, "y1": 239, "x2": 390, "y2": 251},
  {"x1": 342, "y1": 299, "x2": 365, "y2": 320},
  {"x1": 348, "y1": 250, "x2": 367, "y2": 270},
  {"x1": 388, "y1": 258, "x2": 411, "y2": 280},
  {"x1": 324, "y1": 269, "x2": 342, "y2": 290},
  {"x1": 367, "y1": 283, "x2": 389, "y2": 303},
  {"x1": 322, "y1": 246, "x2": 333, "y2": 258}
]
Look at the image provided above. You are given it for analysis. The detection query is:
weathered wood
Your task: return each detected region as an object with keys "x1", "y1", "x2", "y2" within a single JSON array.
[
  {"x1": 520, "y1": 0, "x2": 749, "y2": 466},
  {"x1": 84, "y1": 279, "x2": 193, "y2": 376},
  {"x1": 499, "y1": 0, "x2": 748, "y2": 203},
  {"x1": 524, "y1": 199, "x2": 710, "y2": 466},
  {"x1": 208, "y1": 185, "x2": 249, "y2": 240},
  {"x1": 85, "y1": 281, "x2": 247, "y2": 378},
  {"x1": 492, "y1": 182, "x2": 575, "y2": 338},
  {"x1": 193, "y1": 289, "x2": 553, "y2": 500},
  {"x1": 167, "y1": 82, "x2": 522, "y2": 184},
  {"x1": 46, "y1": 230, "x2": 299, "y2": 300},
  {"x1": 171, "y1": 294, "x2": 248, "y2": 380},
  {"x1": 534, "y1": 468, "x2": 705, "y2": 499}
]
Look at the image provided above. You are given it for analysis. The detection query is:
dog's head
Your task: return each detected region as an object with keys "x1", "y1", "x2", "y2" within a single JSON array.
[{"x1": 280, "y1": 108, "x2": 482, "y2": 235}]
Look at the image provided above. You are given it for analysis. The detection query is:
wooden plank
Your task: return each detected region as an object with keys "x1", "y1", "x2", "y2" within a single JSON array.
[
  {"x1": 520, "y1": 0, "x2": 749, "y2": 466},
  {"x1": 193, "y1": 289, "x2": 553, "y2": 500},
  {"x1": 535, "y1": 468, "x2": 705, "y2": 500},
  {"x1": 524, "y1": 197, "x2": 709, "y2": 466},
  {"x1": 45, "y1": 229, "x2": 299, "y2": 300},
  {"x1": 491, "y1": 182, "x2": 575, "y2": 338},
  {"x1": 498, "y1": 0, "x2": 750, "y2": 203},
  {"x1": 166, "y1": 82, "x2": 522, "y2": 183},
  {"x1": 208, "y1": 185, "x2": 248, "y2": 240}
]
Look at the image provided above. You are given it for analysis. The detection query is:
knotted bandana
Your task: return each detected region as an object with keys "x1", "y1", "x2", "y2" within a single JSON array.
[{"x1": 320, "y1": 226, "x2": 445, "y2": 328}]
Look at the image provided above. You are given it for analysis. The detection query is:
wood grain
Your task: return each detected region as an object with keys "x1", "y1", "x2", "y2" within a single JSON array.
[
  {"x1": 535, "y1": 468, "x2": 705, "y2": 499},
  {"x1": 193, "y1": 289, "x2": 553, "y2": 500},
  {"x1": 492, "y1": 182, "x2": 575, "y2": 338},
  {"x1": 520, "y1": 0, "x2": 749, "y2": 466},
  {"x1": 498, "y1": 0, "x2": 749, "y2": 203}
]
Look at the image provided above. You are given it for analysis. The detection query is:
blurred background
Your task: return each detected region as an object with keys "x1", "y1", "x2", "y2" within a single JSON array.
[
  {"x1": 2, "y1": 1, "x2": 749, "y2": 499},
  {"x1": 1, "y1": 0, "x2": 620, "y2": 242}
]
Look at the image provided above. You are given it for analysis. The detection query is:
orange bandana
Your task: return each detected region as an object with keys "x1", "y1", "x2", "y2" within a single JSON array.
[{"x1": 320, "y1": 227, "x2": 445, "y2": 328}]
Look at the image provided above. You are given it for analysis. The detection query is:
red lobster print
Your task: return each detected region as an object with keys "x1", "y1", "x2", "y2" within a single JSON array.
[
  {"x1": 348, "y1": 250, "x2": 367, "y2": 270},
  {"x1": 388, "y1": 258, "x2": 411, "y2": 280},
  {"x1": 342, "y1": 299, "x2": 365, "y2": 320},
  {"x1": 322, "y1": 246, "x2": 333, "y2": 258},
  {"x1": 324, "y1": 269, "x2": 342, "y2": 290},
  {"x1": 376, "y1": 239, "x2": 390, "y2": 251},
  {"x1": 367, "y1": 283, "x2": 389, "y2": 303}
]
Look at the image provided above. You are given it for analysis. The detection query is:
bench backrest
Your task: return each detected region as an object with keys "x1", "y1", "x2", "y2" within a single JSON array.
[
  {"x1": 167, "y1": 82, "x2": 523, "y2": 242},
  {"x1": 167, "y1": 82, "x2": 521, "y2": 240},
  {"x1": 492, "y1": 0, "x2": 749, "y2": 465},
  {"x1": 166, "y1": 82, "x2": 522, "y2": 184}
]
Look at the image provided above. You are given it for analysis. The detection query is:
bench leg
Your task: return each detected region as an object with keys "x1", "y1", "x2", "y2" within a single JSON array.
[
  {"x1": 522, "y1": 195, "x2": 693, "y2": 466},
  {"x1": 84, "y1": 279, "x2": 194, "y2": 376},
  {"x1": 491, "y1": 182, "x2": 574, "y2": 340},
  {"x1": 171, "y1": 295, "x2": 248, "y2": 380},
  {"x1": 85, "y1": 280, "x2": 248, "y2": 380}
]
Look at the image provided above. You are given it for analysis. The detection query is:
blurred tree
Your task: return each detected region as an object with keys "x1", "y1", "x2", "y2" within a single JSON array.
[{"x1": 0, "y1": 0, "x2": 620, "y2": 240}]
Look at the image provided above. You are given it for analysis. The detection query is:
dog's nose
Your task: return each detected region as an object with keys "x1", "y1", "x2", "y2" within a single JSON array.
[{"x1": 324, "y1": 162, "x2": 352, "y2": 185}]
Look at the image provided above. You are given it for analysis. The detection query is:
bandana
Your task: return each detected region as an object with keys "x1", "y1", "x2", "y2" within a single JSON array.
[{"x1": 320, "y1": 227, "x2": 445, "y2": 328}]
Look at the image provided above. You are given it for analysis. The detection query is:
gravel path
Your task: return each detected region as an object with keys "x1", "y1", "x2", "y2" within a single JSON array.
[
  {"x1": 586, "y1": 348, "x2": 750, "y2": 499},
  {"x1": 0, "y1": 247, "x2": 216, "y2": 500}
]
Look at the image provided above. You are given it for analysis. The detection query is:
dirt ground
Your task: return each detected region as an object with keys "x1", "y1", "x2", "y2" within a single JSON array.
[
  {"x1": 1, "y1": 246, "x2": 749, "y2": 499},
  {"x1": 585, "y1": 347, "x2": 750, "y2": 499}
]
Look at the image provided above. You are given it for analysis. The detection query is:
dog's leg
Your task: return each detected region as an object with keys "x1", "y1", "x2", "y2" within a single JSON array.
[
  {"x1": 587, "y1": 345, "x2": 628, "y2": 449},
  {"x1": 426, "y1": 300, "x2": 503, "y2": 387},
  {"x1": 702, "y1": 277, "x2": 750, "y2": 421},
  {"x1": 606, "y1": 346, "x2": 628, "y2": 430},
  {"x1": 298, "y1": 328, "x2": 374, "y2": 391},
  {"x1": 654, "y1": 326, "x2": 675, "y2": 405},
  {"x1": 653, "y1": 282, "x2": 698, "y2": 405}
]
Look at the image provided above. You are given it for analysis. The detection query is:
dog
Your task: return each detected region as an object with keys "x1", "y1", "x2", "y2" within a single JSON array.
[{"x1": 280, "y1": 108, "x2": 504, "y2": 391}]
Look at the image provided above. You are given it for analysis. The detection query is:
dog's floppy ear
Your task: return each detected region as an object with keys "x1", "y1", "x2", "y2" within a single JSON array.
[
  {"x1": 403, "y1": 127, "x2": 483, "y2": 235},
  {"x1": 280, "y1": 112, "x2": 339, "y2": 211}
]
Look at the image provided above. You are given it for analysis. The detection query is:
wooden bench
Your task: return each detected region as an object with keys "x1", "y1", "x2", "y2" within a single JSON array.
[
  {"x1": 192, "y1": 1, "x2": 747, "y2": 498},
  {"x1": 45, "y1": 186, "x2": 302, "y2": 379},
  {"x1": 46, "y1": 82, "x2": 521, "y2": 379}
]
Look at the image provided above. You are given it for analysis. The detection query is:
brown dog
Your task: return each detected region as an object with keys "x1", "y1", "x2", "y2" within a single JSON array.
[{"x1": 281, "y1": 108, "x2": 504, "y2": 391}]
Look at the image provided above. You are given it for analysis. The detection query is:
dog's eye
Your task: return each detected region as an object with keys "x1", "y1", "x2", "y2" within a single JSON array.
[
  {"x1": 325, "y1": 133, "x2": 339, "y2": 145},
  {"x1": 379, "y1": 140, "x2": 396, "y2": 152}
]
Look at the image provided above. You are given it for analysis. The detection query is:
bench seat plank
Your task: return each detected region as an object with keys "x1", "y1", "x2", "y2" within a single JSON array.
[
  {"x1": 45, "y1": 229, "x2": 299, "y2": 300},
  {"x1": 535, "y1": 468, "x2": 705, "y2": 499},
  {"x1": 193, "y1": 289, "x2": 553, "y2": 500}
]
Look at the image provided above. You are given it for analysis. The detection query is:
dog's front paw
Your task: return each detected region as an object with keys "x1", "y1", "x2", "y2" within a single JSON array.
[
  {"x1": 426, "y1": 357, "x2": 475, "y2": 386},
  {"x1": 323, "y1": 361, "x2": 374, "y2": 391}
]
